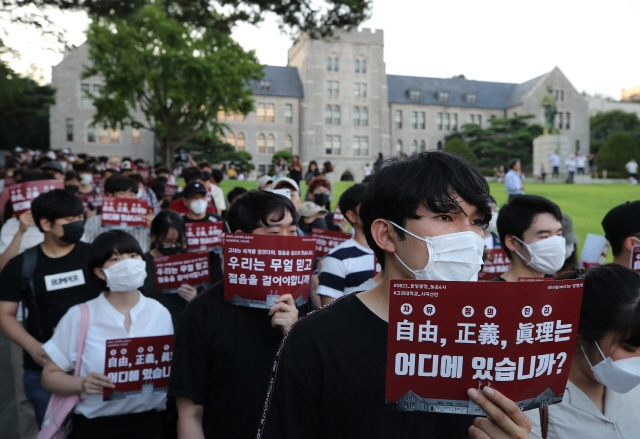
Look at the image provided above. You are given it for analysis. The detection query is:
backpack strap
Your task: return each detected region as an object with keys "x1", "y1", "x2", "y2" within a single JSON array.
[
  {"x1": 539, "y1": 405, "x2": 549, "y2": 439},
  {"x1": 21, "y1": 246, "x2": 41, "y2": 337},
  {"x1": 73, "y1": 303, "x2": 91, "y2": 377}
]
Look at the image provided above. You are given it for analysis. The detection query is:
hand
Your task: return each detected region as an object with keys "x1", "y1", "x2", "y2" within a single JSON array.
[
  {"x1": 178, "y1": 284, "x2": 197, "y2": 302},
  {"x1": 269, "y1": 294, "x2": 298, "y2": 336},
  {"x1": 18, "y1": 210, "x2": 34, "y2": 233},
  {"x1": 27, "y1": 343, "x2": 49, "y2": 367},
  {"x1": 520, "y1": 185, "x2": 525, "y2": 190},
  {"x1": 338, "y1": 220, "x2": 350, "y2": 234},
  {"x1": 82, "y1": 372, "x2": 115, "y2": 395},
  {"x1": 139, "y1": 212, "x2": 154, "y2": 228},
  {"x1": 467, "y1": 386, "x2": 532, "y2": 439}
]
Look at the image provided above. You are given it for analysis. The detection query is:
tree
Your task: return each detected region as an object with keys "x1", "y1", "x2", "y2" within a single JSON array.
[
  {"x1": 84, "y1": 4, "x2": 264, "y2": 165},
  {"x1": 590, "y1": 110, "x2": 640, "y2": 154},
  {"x1": 595, "y1": 132, "x2": 640, "y2": 176},
  {"x1": 443, "y1": 138, "x2": 478, "y2": 167},
  {"x1": 183, "y1": 133, "x2": 253, "y2": 173}
]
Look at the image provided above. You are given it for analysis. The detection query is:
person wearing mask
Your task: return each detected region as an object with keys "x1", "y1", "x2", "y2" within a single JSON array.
[
  {"x1": 307, "y1": 176, "x2": 332, "y2": 212},
  {"x1": 73, "y1": 163, "x2": 99, "y2": 195},
  {"x1": 168, "y1": 190, "x2": 300, "y2": 439},
  {"x1": 304, "y1": 161, "x2": 320, "y2": 201},
  {"x1": 504, "y1": 159, "x2": 524, "y2": 202},
  {"x1": 321, "y1": 161, "x2": 334, "y2": 202},
  {"x1": 492, "y1": 195, "x2": 564, "y2": 282},
  {"x1": 526, "y1": 264, "x2": 640, "y2": 438},
  {"x1": 556, "y1": 213, "x2": 580, "y2": 275},
  {"x1": 297, "y1": 202, "x2": 328, "y2": 236},
  {"x1": 0, "y1": 189, "x2": 97, "y2": 428},
  {"x1": 128, "y1": 173, "x2": 161, "y2": 217},
  {"x1": 289, "y1": 156, "x2": 303, "y2": 188},
  {"x1": 40, "y1": 230, "x2": 173, "y2": 438},
  {"x1": 601, "y1": 200, "x2": 640, "y2": 269},
  {"x1": 168, "y1": 167, "x2": 216, "y2": 215},
  {"x1": 483, "y1": 195, "x2": 501, "y2": 250},
  {"x1": 273, "y1": 177, "x2": 301, "y2": 211},
  {"x1": 316, "y1": 184, "x2": 374, "y2": 306},
  {"x1": 64, "y1": 171, "x2": 81, "y2": 194},
  {"x1": 41, "y1": 161, "x2": 65, "y2": 181},
  {"x1": 258, "y1": 151, "x2": 531, "y2": 438}
]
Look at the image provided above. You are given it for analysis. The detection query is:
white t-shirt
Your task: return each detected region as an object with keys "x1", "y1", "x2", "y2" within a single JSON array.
[
  {"x1": 43, "y1": 292, "x2": 173, "y2": 419},
  {"x1": 0, "y1": 218, "x2": 44, "y2": 254},
  {"x1": 550, "y1": 153, "x2": 560, "y2": 166},
  {"x1": 626, "y1": 161, "x2": 638, "y2": 174}
]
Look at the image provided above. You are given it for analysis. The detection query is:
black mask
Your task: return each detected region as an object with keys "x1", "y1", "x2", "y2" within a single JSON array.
[
  {"x1": 60, "y1": 220, "x2": 85, "y2": 244},
  {"x1": 65, "y1": 185, "x2": 79, "y2": 194},
  {"x1": 314, "y1": 194, "x2": 329, "y2": 208},
  {"x1": 300, "y1": 217, "x2": 327, "y2": 234},
  {"x1": 202, "y1": 171, "x2": 212, "y2": 181},
  {"x1": 157, "y1": 244, "x2": 184, "y2": 256}
]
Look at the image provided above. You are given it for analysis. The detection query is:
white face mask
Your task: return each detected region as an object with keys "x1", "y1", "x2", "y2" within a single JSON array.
[
  {"x1": 190, "y1": 199, "x2": 208, "y2": 215},
  {"x1": 102, "y1": 258, "x2": 147, "y2": 292},
  {"x1": 389, "y1": 221, "x2": 484, "y2": 282},
  {"x1": 80, "y1": 174, "x2": 93, "y2": 186},
  {"x1": 488, "y1": 210, "x2": 499, "y2": 232},
  {"x1": 565, "y1": 243, "x2": 575, "y2": 258},
  {"x1": 514, "y1": 235, "x2": 566, "y2": 274},
  {"x1": 136, "y1": 187, "x2": 144, "y2": 199},
  {"x1": 582, "y1": 342, "x2": 640, "y2": 394}
]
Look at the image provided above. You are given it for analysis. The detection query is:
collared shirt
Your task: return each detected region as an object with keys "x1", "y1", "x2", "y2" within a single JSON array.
[
  {"x1": 43, "y1": 292, "x2": 173, "y2": 419},
  {"x1": 526, "y1": 380, "x2": 640, "y2": 439},
  {"x1": 0, "y1": 218, "x2": 44, "y2": 254},
  {"x1": 550, "y1": 154, "x2": 560, "y2": 166},
  {"x1": 504, "y1": 169, "x2": 523, "y2": 195},
  {"x1": 81, "y1": 215, "x2": 151, "y2": 252}
]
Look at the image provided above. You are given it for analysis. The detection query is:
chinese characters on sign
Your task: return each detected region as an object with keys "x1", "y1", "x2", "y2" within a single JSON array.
[
  {"x1": 386, "y1": 279, "x2": 584, "y2": 415},
  {"x1": 10, "y1": 181, "x2": 64, "y2": 215},
  {"x1": 223, "y1": 233, "x2": 317, "y2": 308},
  {"x1": 311, "y1": 228, "x2": 352, "y2": 258},
  {"x1": 103, "y1": 335, "x2": 174, "y2": 401},
  {"x1": 101, "y1": 197, "x2": 149, "y2": 228},
  {"x1": 185, "y1": 221, "x2": 223, "y2": 250},
  {"x1": 153, "y1": 250, "x2": 211, "y2": 291}
]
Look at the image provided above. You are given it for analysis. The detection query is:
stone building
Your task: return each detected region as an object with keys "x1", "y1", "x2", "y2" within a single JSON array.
[{"x1": 50, "y1": 29, "x2": 589, "y2": 181}]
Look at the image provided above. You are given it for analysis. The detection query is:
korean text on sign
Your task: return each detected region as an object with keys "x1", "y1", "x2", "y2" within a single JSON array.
[
  {"x1": 311, "y1": 228, "x2": 351, "y2": 258},
  {"x1": 10, "y1": 181, "x2": 64, "y2": 216},
  {"x1": 103, "y1": 335, "x2": 174, "y2": 401},
  {"x1": 386, "y1": 279, "x2": 584, "y2": 415},
  {"x1": 154, "y1": 250, "x2": 211, "y2": 291},
  {"x1": 483, "y1": 249, "x2": 511, "y2": 274},
  {"x1": 186, "y1": 221, "x2": 223, "y2": 250},
  {"x1": 223, "y1": 233, "x2": 317, "y2": 309},
  {"x1": 78, "y1": 193, "x2": 104, "y2": 210},
  {"x1": 101, "y1": 197, "x2": 149, "y2": 228}
]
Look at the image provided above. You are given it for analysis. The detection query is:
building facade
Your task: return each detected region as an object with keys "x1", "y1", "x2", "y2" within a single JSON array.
[{"x1": 50, "y1": 29, "x2": 589, "y2": 181}]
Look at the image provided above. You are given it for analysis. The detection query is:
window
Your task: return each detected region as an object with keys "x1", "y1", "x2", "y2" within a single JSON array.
[
  {"x1": 132, "y1": 128, "x2": 140, "y2": 144},
  {"x1": 466, "y1": 94, "x2": 477, "y2": 104},
  {"x1": 437, "y1": 92, "x2": 449, "y2": 102},
  {"x1": 452, "y1": 113, "x2": 458, "y2": 131},
  {"x1": 361, "y1": 107, "x2": 369, "y2": 126},
  {"x1": 355, "y1": 83, "x2": 367, "y2": 97},
  {"x1": 333, "y1": 57, "x2": 339, "y2": 72},
  {"x1": 419, "y1": 112, "x2": 425, "y2": 130},
  {"x1": 228, "y1": 132, "x2": 236, "y2": 147},
  {"x1": 361, "y1": 136, "x2": 369, "y2": 155},
  {"x1": 558, "y1": 112, "x2": 563, "y2": 130},
  {"x1": 437, "y1": 113, "x2": 443, "y2": 130},
  {"x1": 257, "y1": 103, "x2": 266, "y2": 122},
  {"x1": 477, "y1": 115, "x2": 481, "y2": 127},
  {"x1": 87, "y1": 125, "x2": 96, "y2": 143},
  {"x1": 227, "y1": 112, "x2": 235, "y2": 122},
  {"x1": 355, "y1": 83, "x2": 361, "y2": 97},
  {"x1": 355, "y1": 60, "x2": 360, "y2": 73},
  {"x1": 65, "y1": 118, "x2": 73, "y2": 141},
  {"x1": 470, "y1": 114, "x2": 475, "y2": 123},
  {"x1": 237, "y1": 133, "x2": 245, "y2": 151},
  {"x1": 93, "y1": 85, "x2": 101, "y2": 98},
  {"x1": 99, "y1": 127, "x2": 108, "y2": 143},
  {"x1": 332, "y1": 135, "x2": 341, "y2": 155},
  {"x1": 362, "y1": 60, "x2": 367, "y2": 74},
  {"x1": 437, "y1": 141, "x2": 443, "y2": 150},
  {"x1": 411, "y1": 111, "x2": 418, "y2": 129},
  {"x1": 110, "y1": 127, "x2": 120, "y2": 144},
  {"x1": 267, "y1": 134, "x2": 275, "y2": 154},
  {"x1": 353, "y1": 107, "x2": 360, "y2": 126},
  {"x1": 444, "y1": 113, "x2": 450, "y2": 131},
  {"x1": 395, "y1": 139, "x2": 403, "y2": 154},
  {"x1": 285, "y1": 104, "x2": 293, "y2": 124},
  {"x1": 333, "y1": 81, "x2": 339, "y2": 96},
  {"x1": 362, "y1": 83, "x2": 367, "y2": 98},
  {"x1": 353, "y1": 136, "x2": 361, "y2": 156},
  {"x1": 561, "y1": 90, "x2": 564, "y2": 101},
  {"x1": 333, "y1": 106, "x2": 341, "y2": 125},
  {"x1": 258, "y1": 164, "x2": 266, "y2": 176},
  {"x1": 81, "y1": 83, "x2": 91, "y2": 107},
  {"x1": 258, "y1": 133, "x2": 266, "y2": 153},
  {"x1": 259, "y1": 80, "x2": 271, "y2": 91},
  {"x1": 409, "y1": 90, "x2": 421, "y2": 101},
  {"x1": 411, "y1": 140, "x2": 418, "y2": 154},
  {"x1": 395, "y1": 110, "x2": 402, "y2": 129},
  {"x1": 327, "y1": 81, "x2": 333, "y2": 96},
  {"x1": 266, "y1": 103, "x2": 275, "y2": 123},
  {"x1": 325, "y1": 135, "x2": 333, "y2": 154},
  {"x1": 566, "y1": 112, "x2": 570, "y2": 129},
  {"x1": 327, "y1": 57, "x2": 332, "y2": 71},
  {"x1": 419, "y1": 140, "x2": 426, "y2": 152},
  {"x1": 284, "y1": 135, "x2": 292, "y2": 152},
  {"x1": 237, "y1": 112, "x2": 245, "y2": 122},
  {"x1": 325, "y1": 105, "x2": 333, "y2": 124}
]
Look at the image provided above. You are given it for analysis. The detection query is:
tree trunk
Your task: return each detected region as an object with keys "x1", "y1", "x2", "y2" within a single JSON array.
[{"x1": 162, "y1": 138, "x2": 174, "y2": 168}]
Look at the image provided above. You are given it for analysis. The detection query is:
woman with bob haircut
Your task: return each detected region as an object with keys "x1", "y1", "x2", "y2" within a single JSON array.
[
  {"x1": 527, "y1": 264, "x2": 640, "y2": 438},
  {"x1": 40, "y1": 230, "x2": 173, "y2": 438}
]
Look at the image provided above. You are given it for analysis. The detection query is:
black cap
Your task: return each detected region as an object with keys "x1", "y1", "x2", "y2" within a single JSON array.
[
  {"x1": 182, "y1": 182, "x2": 207, "y2": 199},
  {"x1": 602, "y1": 200, "x2": 640, "y2": 243},
  {"x1": 42, "y1": 161, "x2": 64, "y2": 173}
]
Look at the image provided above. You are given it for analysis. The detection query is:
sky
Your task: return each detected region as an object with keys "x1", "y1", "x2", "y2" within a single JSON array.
[{"x1": 5, "y1": 0, "x2": 640, "y2": 99}]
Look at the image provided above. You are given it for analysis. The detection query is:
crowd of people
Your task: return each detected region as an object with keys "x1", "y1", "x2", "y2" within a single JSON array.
[{"x1": 0, "y1": 146, "x2": 638, "y2": 439}]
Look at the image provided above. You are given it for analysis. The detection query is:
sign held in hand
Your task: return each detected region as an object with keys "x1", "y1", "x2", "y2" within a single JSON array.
[
  {"x1": 154, "y1": 250, "x2": 211, "y2": 292},
  {"x1": 101, "y1": 197, "x2": 149, "y2": 228},
  {"x1": 10, "y1": 181, "x2": 64, "y2": 216}
]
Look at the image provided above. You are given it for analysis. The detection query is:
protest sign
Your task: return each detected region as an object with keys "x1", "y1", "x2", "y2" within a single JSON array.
[
  {"x1": 224, "y1": 233, "x2": 316, "y2": 308},
  {"x1": 374, "y1": 255, "x2": 381, "y2": 276},
  {"x1": 153, "y1": 250, "x2": 211, "y2": 291},
  {"x1": 631, "y1": 246, "x2": 640, "y2": 273},
  {"x1": 579, "y1": 233, "x2": 609, "y2": 269},
  {"x1": 165, "y1": 184, "x2": 179, "y2": 197},
  {"x1": 311, "y1": 228, "x2": 352, "y2": 258},
  {"x1": 518, "y1": 278, "x2": 553, "y2": 282},
  {"x1": 186, "y1": 221, "x2": 224, "y2": 250},
  {"x1": 333, "y1": 205, "x2": 345, "y2": 224},
  {"x1": 101, "y1": 197, "x2": 149, "y2": 228},
  {"x1": 386, "y1": 279, "x2": 584, "y2": 415},
  {"x1": 10, "y1": 180, "x2": 64, "y2": 216},
  {"x1": 137, "y1": 168, "x2": 150, "y2": 179},
  {"x1": 93, "y1": 176, "x2": 105, "y2": 190},
  {"x1": 78, "y1": 193, "x2": 103, "y2": 210},
  {"x1": 483, "y1": 249, "x2": 510, "y2": 275},
  {"x1": 103, "y1": 335, "x2": 174, "y2": 401}
]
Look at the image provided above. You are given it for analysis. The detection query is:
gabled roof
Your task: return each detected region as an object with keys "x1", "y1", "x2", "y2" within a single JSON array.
[{"x1": 250, "y1": 66, "x2": 304, "y2": 98}]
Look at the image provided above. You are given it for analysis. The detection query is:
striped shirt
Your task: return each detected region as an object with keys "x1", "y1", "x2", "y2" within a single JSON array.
[
  {"x1": 81, "y1": 215, "x2": 151, "y2": 252},
  {"x1": 317, "y1": 238, "x2": 374, "y2": 299}
]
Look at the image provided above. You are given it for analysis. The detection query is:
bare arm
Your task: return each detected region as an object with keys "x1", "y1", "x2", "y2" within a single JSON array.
[
  {"x1": 0, "y1": 301, "x2": 49, "y2": 367},
  {"x1": 0, "y1": 211, "x2": 33, "y2": 271},
  {"x1": 41, "y1": 360, "x2": 114, "y2": 397},
  {"x1": 176, "y1": 397, "x2": 205, "y2": 439},
  {"x1": 320, "y1": 295, "x2": 335, "y2": 307}
]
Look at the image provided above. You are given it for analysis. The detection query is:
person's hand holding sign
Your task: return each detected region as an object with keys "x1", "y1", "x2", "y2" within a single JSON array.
[
  {"x1": 178, "y1": 284, "x2": 198, "y2": 302},
  {"x1": 269, "y1": 294, "x2": 298, "y2": 336},
  {"x1": 18, "y1": 210, "x2": 34, "y2": 233},
  {"x1": 81, "y1": 372, "x2": 116, "y2": 395},
  {"x1": 467, "y1": 386, "x2": 532, "y2": 439}
]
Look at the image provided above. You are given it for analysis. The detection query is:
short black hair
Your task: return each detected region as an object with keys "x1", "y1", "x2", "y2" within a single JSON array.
[
  {"x1": 31, "y1": 189, "x2": 84, "y2": 233},
  {"x1": 88, "y1": 230, "x2": 145, "y2": 291},
  {"x1": 227, "y1": 187, "x2": 248, "y2": 205},
  {"x1": 211, "y1": 169, "x2": 223, "y2": 184},
  {"x1": 150, "y1": 210, "x2": 185, "y2": 248},
  {"x1": 509, "y1": 159, "x2": 520, "y2": 170},
  {"x1": 127, "y1": 173, "x2": 145, "y2": 186},
  {"x1": 360, "y1": 151, "x2": 491, "y2": 270},
  {"x1": 226, "y1": 189, "x2": 299, "y2": 233},
  {"x1": 22, "y1": 170, "x2": 56, "y2": 183},
  {"x1": 497, "y1": 195, "x2": 562, "y2": 259},
  {"x1": 155, "y1": 167, "x2": 170, "y2": 176},
  {"x1": 182, "y1": 167, "x2": 203, "y2": 184},
  {"x1": 150, "y1": 181, "x2": 166, "y2": 200},
  {"x1": 104, "y1": 175, "x2": 138, "y2": 196},
  {"x1": 65, "y1": 170, "x2": 80, "y2": 181},
  {"x1": 73, "y1": 162, "x2": 92, "y2": 174},
  {"x1": 338, "y1": 183, "x2": 368, "y2": 226}
]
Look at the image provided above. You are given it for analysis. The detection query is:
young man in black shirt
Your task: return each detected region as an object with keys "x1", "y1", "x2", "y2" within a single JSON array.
[
  {"x1": 0, "y1": 189, "x2": 98, "y2": 428},
  {"x1": 169, "y1": 190, "x2": 300, "y2": 439},
  {"x1": 258, "y1": 151, "x2": 533, "y2": 439}
]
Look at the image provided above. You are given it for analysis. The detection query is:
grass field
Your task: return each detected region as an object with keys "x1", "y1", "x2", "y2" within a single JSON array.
[{"x1": 219, "y1": 179, "x2": 640, "y2": 260}]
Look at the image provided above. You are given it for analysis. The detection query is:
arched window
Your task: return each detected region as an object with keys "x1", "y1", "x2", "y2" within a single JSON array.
[
  {"x1": 267, "y1": 134, "x2": 275, "y2": 154},
  {"x1": 333, "y1": 57, "x2": 339, "y2": 72},
  {"x1": 237, "y1": 133, "x2": 245, "y2": 151},
  {"x1": 437, "y1": 141, "x2": 443, "y2": 151},
  {"x1": 325, "y1": 105, "x2": 332, "y2": 124},
  {"x1": 99, "y1": 128, "x2": 108, "y2": 143},
  {"x1": 87, "y1": 124, "x2": 96, "y2": 143},
  {"x1": 327, "y1": 57, "x2": 332, "y2": 71},
  {"x1": 284, "y1": 135, "x2": 292, "y2": 152},
  {"x1": 355, "y1": 60, "x2": 360, "y2": 73},
  {"x1": 258, "y1": 133, "x2": 266, "y2": 153},
  {"x1": 395, "y1": 139, "x2": 403, "y2": 155},
  {"x1": 110, "y1": 127, "x2": 120, "y2": 144},
  {"x1": 333, "y1": 106, "x2": 341, "y2": 125},
  {"x1": 353, "y1": 107, "x2": 360, "y2": 126},
  {"x1": 411, "y1": 140, "x2": 418, "y2": 154},
  {"x1": 228, "y1": 132, "x2": 236, "y2": 147},
  {"x1": 219, "y1": 133, "x2": 226, "y2": 143},
  {"x1": 419, "y1": 140, "x2": 426, "y2": 152},
  {"x1": 362, "y1": 60, "x2": 367, "y2": 74},
  {"x1": 361, "y1": 107, "x2": 369, "y2": 126}
]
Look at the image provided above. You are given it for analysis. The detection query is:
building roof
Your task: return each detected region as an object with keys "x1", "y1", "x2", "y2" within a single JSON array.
[
  {"x1": 387, "y1": 74, "x2": 545, "y2": 109},
  {"x1": 250, "y1": 66, "x2": 304, "y2": 98}
]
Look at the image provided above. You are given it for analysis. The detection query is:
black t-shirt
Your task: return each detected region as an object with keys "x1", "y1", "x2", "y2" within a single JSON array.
[
  {"x1": 168, "y1": 282, "x2": 287, "y2": 439},
  {"x1": 0, "y1": 242, "x2": 99, "y2": 370},
  {"x1": 258, "y1": 293, "x2": 476, "y2": 438}
]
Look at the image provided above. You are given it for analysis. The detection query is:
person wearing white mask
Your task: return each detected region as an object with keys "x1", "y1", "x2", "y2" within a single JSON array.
[
  {"x1": 526, "y1": 264, "x2": 640, "y2": 438},
  {"x1": 601, "y1": 200, "x2": 640, "y2": 270},
  {"x1": 492, "y1": 194, "x2": 565, "y2": 282},
  {"x1": 40, "y1": 230, "x2": 173, "y2": 438},
  {"x1": 259, "y1": 151, "x2": 533, "y2": 439},
  {"x1": 181, "y1": 181, "x2": 226, "y2": 227},
  {"x1": 74, "y1": 163, "x2": 99, "y2": 195}
]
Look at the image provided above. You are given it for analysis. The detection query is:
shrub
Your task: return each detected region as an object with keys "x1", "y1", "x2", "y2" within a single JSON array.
[
  {"x1": 595, "y1": 132, "x2": 640, "y2": 175},
  {"x1": 443, "y1": 138, "x2": 479, "y2": 167}
]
